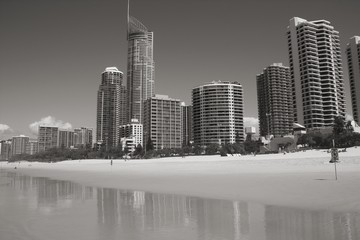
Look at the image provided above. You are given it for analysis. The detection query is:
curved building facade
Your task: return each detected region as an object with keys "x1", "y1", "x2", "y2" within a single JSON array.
[
  {"x1": 96, "y1": 67, "x2": 124, "y2": 148},
  {"x1": 192, "y1": 81, "x2": 244, "y2": 146},
  {"x1": 127, "y1": 14, "x2": 155, "y2": 124}
]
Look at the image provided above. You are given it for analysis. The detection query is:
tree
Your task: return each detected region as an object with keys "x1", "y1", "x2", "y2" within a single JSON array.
[
  {"x1": 133, "y1": 144, "x2": 144, "y2": 157},
  {"x1": 333, "y1": 116, "x2": 345, "y2": 137},
  {"x1": 193, "y1": 145, "x2": 203, "y2": 155},
  {"x1": 146, "y1": 136, "x2": 154, "y2": 151},
  {"x1": 205, "y1": 144, "x2": 219, "y2": 155},
  {"x1": 232, "y1": 143, "x2": 245, "y2": 154},
  {"x1": 345, "y1": 120, "x2": 354, "y2": 133},
  {"x1": 235, "y1": 131, "x2": 242, "y2": 143}
]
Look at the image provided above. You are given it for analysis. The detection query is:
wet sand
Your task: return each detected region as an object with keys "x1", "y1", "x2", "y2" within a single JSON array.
[{"x1": 3, "y1": 148, "x2": 360, "y2": 213}]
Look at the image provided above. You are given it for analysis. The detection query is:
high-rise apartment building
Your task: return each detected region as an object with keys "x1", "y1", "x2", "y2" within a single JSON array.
[
  {"x1": 38, "y1": 126, "x2": 58, "y2": 152},
  {"x1": 0, "y1": 140, "x2": 12, "y2": 160},
  {"x1": 119, "y1": 118, "x2": 143, "y2": 152},
  {"x1": 26, "y1": 140, "x2": 38, "y2": 155},
  {"x1": 11, "y1": 135, "x2": 29, "y2": 155},
  {"x1": 287, "y1": 17, "x2": 345, "y2": 129},
  {"x1": 127, "y1": 5, "x2": 155, "y2": 123},
  {"x1": 346, "y1": 36, "x2": 360, "y2": 124},
  {"x1": 58, "y1": 130, "x2": 75, "y2": 148},
  {"x1": 256, "y1": 63, "x2": 293, "y2": 137},
  {"x1": 144, "y1": 95, "x2": 182, "y2": 150},
  {"x1": 192, "y1": 81, "x2": 244, "y2": 146},
  {"x1": 96, "y1": 67, "x2": 124, "y2": 148},
  {"x1": 74, "y1": 127, "x2": 93, "y2": 148},
  {"x1": 181, "y1": 103, "x2": 193, "y2": 146}
]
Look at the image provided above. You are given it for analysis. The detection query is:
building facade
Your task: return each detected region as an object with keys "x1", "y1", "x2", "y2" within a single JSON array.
[
  {"x1": 38, "y1": 126, "x2": 59, "y2": 152},
  {"x1": 119, "y1": 118, "x2": 143, "y2": 153},
  {"x1": 74, "y1": 127, "x2": 93, "y2": 148},
  {"x1": 287, "y1": 17, "x2": 346, "y2": 129},
  {"x1": 144, "y1": 95, "x2": 182, "y2": 150},
  {"x1": 11, "y1": 135, "x2": 29, "y2": 156},
  {"x1": 346, "y1": 36, "x2": 360, "y2": 124},
  {"x1": 127, "y1": 9, "x2": 155, "y2": 124},
  {"x1": 256, "y1": 63, "x2": 293, "y2": 137},
  {"x1": 58, "y1": 130, "x2": 75, "y2": 148},
  {"x1": 96, "y1": 67, "x2": 124, "y2": 148},
  {"x1": 192, "y1": 81, "x2": 244, "y2": 146},
  {"x1": 181, "y1": 103, "x2": 193, "y2": 146},
  {"x1": 0, "y1": 140, "x2": 12, "y2": 160},
  {"x1": 26, "y1": 140, "x2": 39, "y2": 155}
]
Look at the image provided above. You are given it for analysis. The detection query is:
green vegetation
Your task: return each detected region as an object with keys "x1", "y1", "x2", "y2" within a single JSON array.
[
  {"x1": 13, "y1": 116, "x2": 358, "y2": 162},
  {"x1": 297, "y1": 116, "x2": 360, "y2": 148}
]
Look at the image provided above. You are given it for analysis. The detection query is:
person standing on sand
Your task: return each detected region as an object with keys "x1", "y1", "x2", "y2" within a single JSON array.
[{"x1": 110, "y1": 159, "x2": 113, "y2": 166}]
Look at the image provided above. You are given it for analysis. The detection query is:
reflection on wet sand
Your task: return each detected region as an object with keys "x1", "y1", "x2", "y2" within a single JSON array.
[{"x1": 3, "y1": 171, "x2": 360, "y2": 240}]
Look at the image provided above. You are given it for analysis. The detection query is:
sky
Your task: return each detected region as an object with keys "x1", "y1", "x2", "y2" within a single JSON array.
[{"x1": 1, "y1": 0, "x2": 360, "y2": 140}]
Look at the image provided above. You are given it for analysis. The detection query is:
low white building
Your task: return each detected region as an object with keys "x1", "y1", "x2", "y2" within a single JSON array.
[{"x1": 119, "y1": 119, "x2": 143, "y2": 153}]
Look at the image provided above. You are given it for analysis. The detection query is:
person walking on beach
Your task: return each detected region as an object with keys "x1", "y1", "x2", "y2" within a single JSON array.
[{"x1": 110, "y1": 159, "x2": 113, "y2": 166}]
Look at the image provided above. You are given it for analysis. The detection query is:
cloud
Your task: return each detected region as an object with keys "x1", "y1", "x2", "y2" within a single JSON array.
[
  {"x1": 0, "y1": 124, "x2": 12, "y2": 133},
  {"x1": 29, "y1": 116, "x2": 72, "y2": 134},
  {"x1": 244, "y1": 117, "x2": 259, "y2": 127}
]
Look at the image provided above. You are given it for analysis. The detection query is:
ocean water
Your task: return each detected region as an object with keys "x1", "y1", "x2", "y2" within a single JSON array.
[{"x1": 0, "y1": 169, "x2": 359, "y2": 240}]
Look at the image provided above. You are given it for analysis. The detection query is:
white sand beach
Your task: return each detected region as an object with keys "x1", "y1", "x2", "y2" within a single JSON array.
[{"x1": 2, "y1": 148, "x2": 360, "y2": 213}]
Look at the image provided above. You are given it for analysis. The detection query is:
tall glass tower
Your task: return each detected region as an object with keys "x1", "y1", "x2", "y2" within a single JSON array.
[{"x1": 127, "y1": 2, "x2": 155, "y2": 124}]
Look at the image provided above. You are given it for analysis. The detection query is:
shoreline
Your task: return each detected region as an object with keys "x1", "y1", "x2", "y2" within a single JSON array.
[{"x1": 2, "y1": 149, "x2": 360, "y2": 213}]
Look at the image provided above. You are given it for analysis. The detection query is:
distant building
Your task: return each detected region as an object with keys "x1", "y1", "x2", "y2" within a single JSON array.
[
  {"x1": 144, "y1": 95, "x2": 182, "y2": 150},
  {"x1": 245, "y1": 127, "x2": 257, "y2": 142},
  {"x1": 74, "y1": 127, "x2": 93, "y2": 148},
  {"x1": 11, "y1": 135, "x2": 29, "y2": 156},
  {"x1": 96, "y1": 67, "x2": 124, "y2": 148},
  {"x1": 181, "y1": 103, "x2": 193, "y2": 146},
  {"x1": 38, "y1": 126, "x2": 59, "y2": 152},
  {"x1": 119, "y1": 119, "x2": 143, "y2": 153},
  {"x1": 26, "y1": 140, "x2": 38, "y2": 155},
  {"x1": 257, "y1": 63, "x2": 293, "y2": 137},
  {"x1": 346, "y1": 36, "x2": 360, "y2": 125},
  {"x1": 287, "y1": 17, "x2": 346, "y2": 129},
  {"x1": 0, "y1": 140, "x2": 12, "y2": 160},
  {"x1": 245, "y1": 127, "x2": 256, "y2": 135},
  {"x1": 192, "y1": 81, "x2": 244, "y2": 146},
  {"x1": 58, "y1": 130, "x2": 75, "y2": 148},
  {"x1": 127, "y1": 5, "x2": 155, "y2": 123}
]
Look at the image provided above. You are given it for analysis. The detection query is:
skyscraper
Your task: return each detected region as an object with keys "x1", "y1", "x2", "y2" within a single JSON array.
[
  {"x1": 96, "y1": 67, "x2": 124, "y2": 148},
  {"x1": 192, "y1": 81, "x2": 244, "y2": 146},
  {"x1": 256, "y1": 63, "x2": 293, "y2": 137},
  {"x1": 144, "y1": 95, "x2": 182, "y2": 150},
  {"x1": 127, "y1": 2, "x2": 155, "y2": 124},
  {"x1": 181, "y1": 103, "x2": 193, "y2": 146},
  {"x1": 346, "y1": 36, "x2": 360, "y2": 124},
  {"x1": 287, "y1": 17, "x2": 345, "y2": 129}
]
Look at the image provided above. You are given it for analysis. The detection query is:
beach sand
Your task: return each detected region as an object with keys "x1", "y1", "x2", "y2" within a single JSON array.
[{"x1": 2, "y1": 148, "x2": 360, "y2": 213}]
